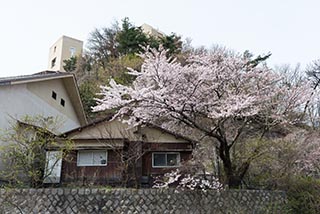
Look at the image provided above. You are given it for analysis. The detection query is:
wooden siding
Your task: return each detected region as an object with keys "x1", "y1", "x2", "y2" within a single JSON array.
[
  {"x1": 60, "y1": 141, "x2": 194, "y2": 186},
  {"x1": 61, "y1": 150, "x2": 122, "y2": 185}
]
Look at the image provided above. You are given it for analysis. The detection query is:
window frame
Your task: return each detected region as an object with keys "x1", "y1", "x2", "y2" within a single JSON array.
[
  {"x1": 77, "y1": 150, "x2": 108, "y2": 167},
  {"x1": 152, "y1": 152, "x2": 180, "y2": 168}
]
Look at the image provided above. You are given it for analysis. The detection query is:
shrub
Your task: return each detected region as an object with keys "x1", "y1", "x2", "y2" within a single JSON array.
[{"x1": 285, "y1": 176, "x2": 320, "y2": 214}]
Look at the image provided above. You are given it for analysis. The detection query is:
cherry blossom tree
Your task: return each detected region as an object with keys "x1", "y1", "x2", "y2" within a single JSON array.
[{"x1": 93, "y1": 47, "x2": 312, "y2": 187}]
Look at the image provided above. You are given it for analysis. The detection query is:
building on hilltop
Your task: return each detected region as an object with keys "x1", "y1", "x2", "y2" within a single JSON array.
[
  {"x1": 141, "y1": 23, "x2": 165, "y2": 38},
  {"x1": 48, "y1": 36, "x2": 83, "y2": 72}
]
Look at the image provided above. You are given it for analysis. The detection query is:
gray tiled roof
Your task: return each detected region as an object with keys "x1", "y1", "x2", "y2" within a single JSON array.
[{"x1": 0, "y1": 71, "x2": 72, "y2": 86}]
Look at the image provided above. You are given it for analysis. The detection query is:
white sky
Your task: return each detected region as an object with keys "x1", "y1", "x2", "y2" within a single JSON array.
[{"x1": 0, "y1": 0, "x2": 319, "y2": 77}]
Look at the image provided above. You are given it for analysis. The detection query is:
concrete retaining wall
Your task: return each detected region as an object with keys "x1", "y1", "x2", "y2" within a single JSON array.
[{"x1": 0, "y1": 188, "x2": 286, "y2": 214}]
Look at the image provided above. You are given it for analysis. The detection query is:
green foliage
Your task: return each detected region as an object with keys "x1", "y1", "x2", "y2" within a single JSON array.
[
  {"x1": 0, "y1": 116, "x2": 73, "y2": 188},
  {"x1": 243, "y1": 50, "x2": 271, "y2": 67},
  {"x1": 63, "y1": 56, "x2": 77, "y2": 72},
  {"x1": 79, "y1": 80, "x2": 100, "y2": 119},
  {"x1": 285, "y1": 176, "x2": 320, "y2": 214},
  {"x1": 143, "y1": 33, "x2": 182, "y2": 57},
  {"x1": 242, "y1": 137, "x2": 298, "y2": 189},
  {"x1": 239, "y1": 131, "x2": 320, "y2": 213},
  {"x1": 116, "y1": 17, "x2": 149, "y2": 55},
  {"x1": 106, "y1": 54, "x2": 142, "y2": 85},
  {"x1": 160, "y1": 33, "x2": 182, "y2": 56}
]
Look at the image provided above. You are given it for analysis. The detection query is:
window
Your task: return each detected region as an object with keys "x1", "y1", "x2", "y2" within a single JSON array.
[
  {"x1": 70, "y1": 47, "x2": 76, "y2": 57},
  {"x1": 60, "y1": 98, "x2": 65, "y2": 107},
  {"x1": 51, "y1": 57, "x2": 56, "y2": 68},
  {"x1": 152, "y1": 152, "x2": 180, "y2": 168},
  {"x1": 51, "y1": 91, "x2": 57, "y2": 100},
  {"x1": 53, "y1": 46, "x2": 56, "y2": 53},
  {"x1": 77, "y1": 150, "x2": 107, "y2": 166}
]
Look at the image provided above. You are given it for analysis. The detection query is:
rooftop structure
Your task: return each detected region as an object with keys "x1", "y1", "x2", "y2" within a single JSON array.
[
  {"x1": 48, "y1": 36, "x2": 83, "y2": 72},
  {"x1": 141, "y1": 23, "x2": 165, "y2": 38}
]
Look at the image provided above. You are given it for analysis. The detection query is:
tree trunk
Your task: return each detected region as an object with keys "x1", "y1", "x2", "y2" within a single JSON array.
[
  {"x1": 221, "y1": 159, "x2": 243, "y2": 188},
  {"x1": 226, "y1": 174, "x2": 243, "y2": 188},
  {"x1": 218, "y1": 139, "x2": 243, "y2": 188}
]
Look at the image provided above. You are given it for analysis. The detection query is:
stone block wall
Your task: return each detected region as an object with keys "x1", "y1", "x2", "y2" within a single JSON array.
[{"x1": 0, "y1": 188, "x2": 286, "y2": 214}]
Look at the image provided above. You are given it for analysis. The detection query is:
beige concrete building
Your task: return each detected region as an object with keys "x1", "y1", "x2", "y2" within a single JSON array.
[
  {"x1": 48, "y1": 36, "x2": 83, "y2": 72},
  {"x1": 141, "y1": 23, "x2": 165, "y2": 38}
]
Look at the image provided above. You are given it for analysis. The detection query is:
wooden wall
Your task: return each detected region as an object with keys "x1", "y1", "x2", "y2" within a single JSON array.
[{"x1": 61, "y1": 150, "x2": 122, "y2": 186}]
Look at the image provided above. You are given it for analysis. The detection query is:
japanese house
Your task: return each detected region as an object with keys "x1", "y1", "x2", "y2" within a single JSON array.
[{"x1": 56, "y1": 117, "x2": 194, "y2": 186}]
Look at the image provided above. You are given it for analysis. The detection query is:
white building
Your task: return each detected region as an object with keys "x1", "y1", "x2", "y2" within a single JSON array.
[
  {"x1": 0, "y1": 71, "x2": 87, "y2": 133},
  {"x1": 48, "y1": 36, "x2": 83, "y2": 72},
  {"x1": 0, "y1": 71, "x2": 87, "y2": 176}
]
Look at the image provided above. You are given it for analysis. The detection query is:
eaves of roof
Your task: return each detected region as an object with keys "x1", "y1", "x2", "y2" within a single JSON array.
[{"x1": 0, "y1": 71, "x2": 72, "y2": 86}]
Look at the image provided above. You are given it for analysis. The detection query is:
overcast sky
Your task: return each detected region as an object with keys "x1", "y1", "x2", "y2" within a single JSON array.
[{"x1": 0, "y1": 0, "x2": 319, "y2": 77}]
